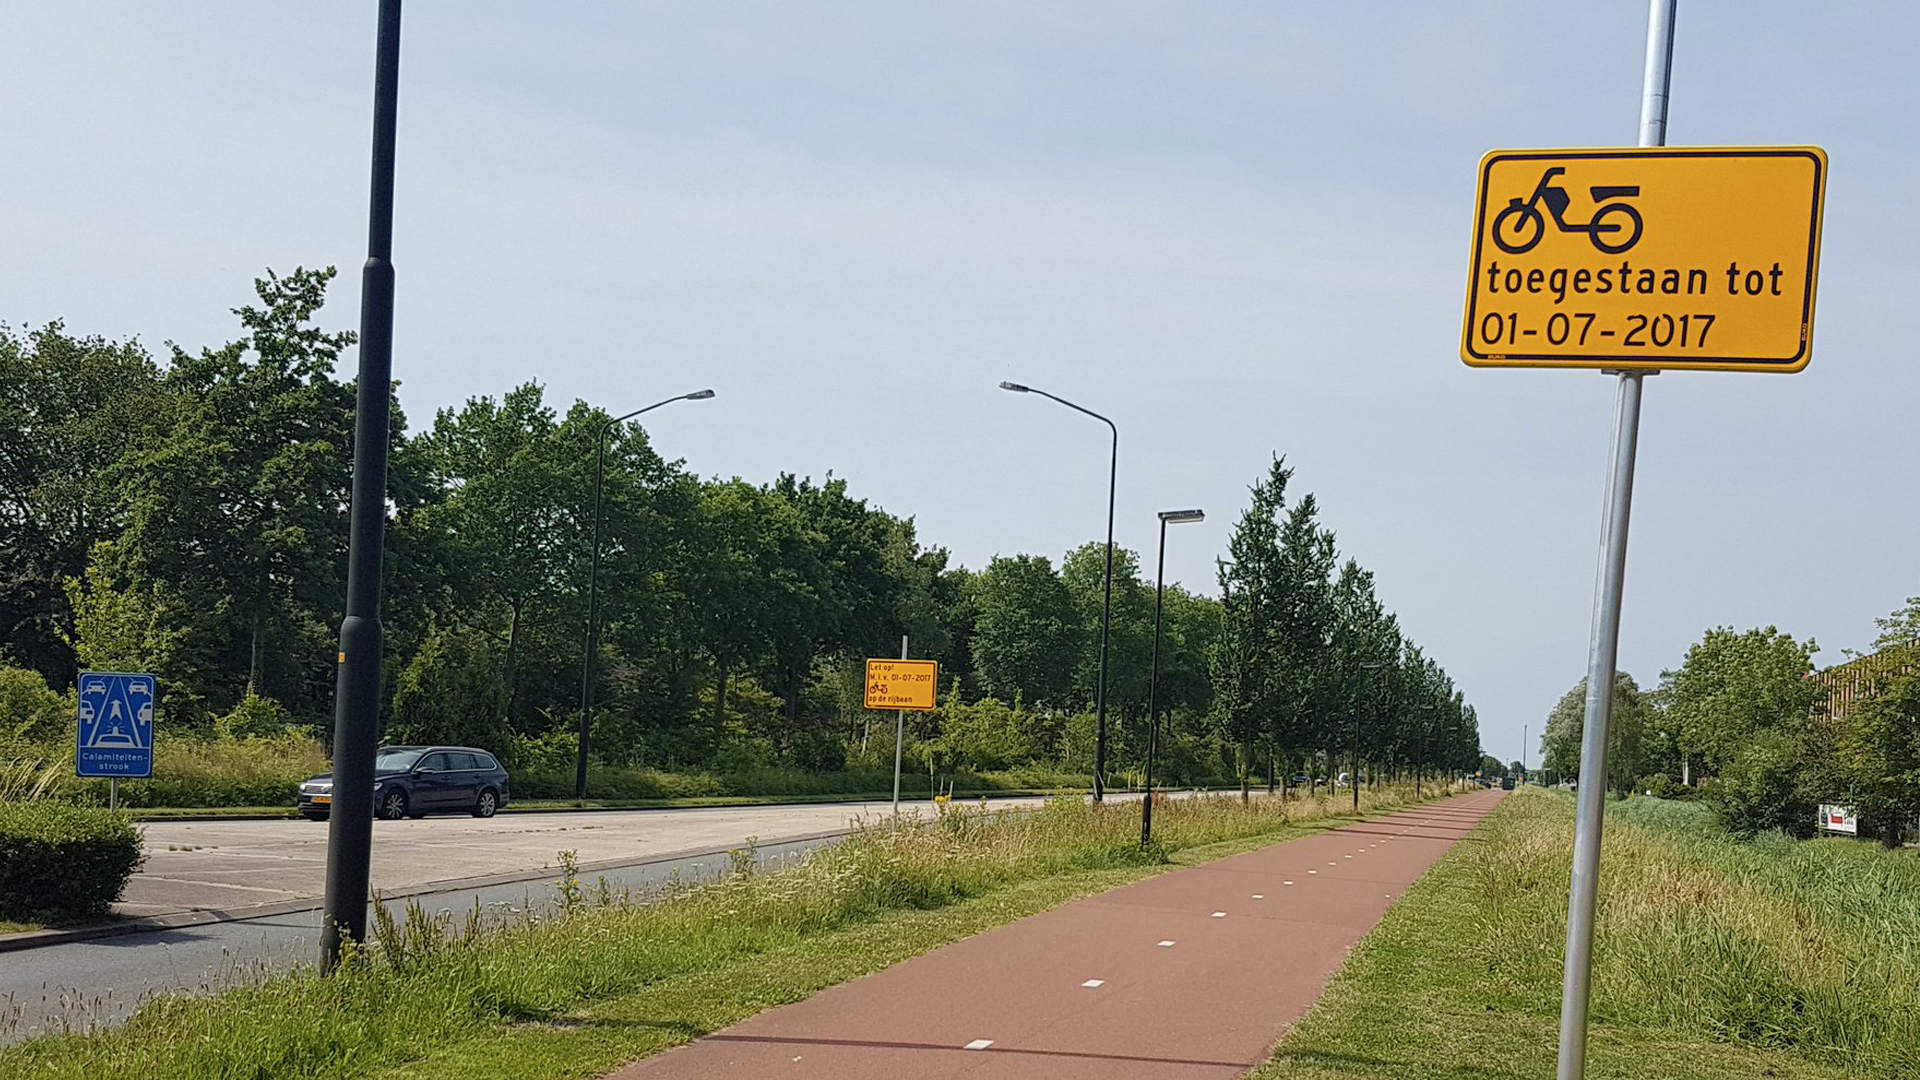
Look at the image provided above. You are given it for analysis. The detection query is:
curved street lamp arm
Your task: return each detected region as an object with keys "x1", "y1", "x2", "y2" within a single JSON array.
[
  {"x1": 1026, "y1": 387, "x2": 1117, "y2": 440},
  {"x1": 604, "y1": 389, "x2": 714, "y2": 433}
]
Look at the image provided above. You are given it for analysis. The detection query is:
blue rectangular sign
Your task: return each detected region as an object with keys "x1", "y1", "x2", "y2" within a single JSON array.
[{"x1": 76, "y1": 671, "x2": 156, "y2": 778}]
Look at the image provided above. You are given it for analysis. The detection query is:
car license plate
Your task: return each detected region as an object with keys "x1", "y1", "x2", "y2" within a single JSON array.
[{"x1": 312, "y1": 795, "x2": 331, "y2": 804}]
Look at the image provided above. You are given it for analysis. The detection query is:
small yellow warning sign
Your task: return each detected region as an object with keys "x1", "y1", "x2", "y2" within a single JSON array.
[{"x1": 864, "y1": 658, "x2": 938, "y2": 712}]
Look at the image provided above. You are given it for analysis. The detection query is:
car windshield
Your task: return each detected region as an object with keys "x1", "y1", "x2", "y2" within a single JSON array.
[{"x1": 374, "y1": 749, "x2": 423, "y2": 773}]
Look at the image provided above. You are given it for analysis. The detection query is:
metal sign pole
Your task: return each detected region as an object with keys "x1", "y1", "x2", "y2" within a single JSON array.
[
  {"x1": 1555, "y1": 2, "x2": 1674, "y2": 1077},
  {"x1": 892, "y1": 634, "x2": 908, "y2": 816}
]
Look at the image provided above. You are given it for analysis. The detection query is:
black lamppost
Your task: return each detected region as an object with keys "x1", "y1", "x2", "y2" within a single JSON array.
[
  {"x1": 1141, "y1": 508, "x2": 1203, "y2": 847},
  {"x1": 575, "y1": 390, "x2": 714, "y2": 799},
  {"x1": 999, "y1": 381, "x2": 1117, "y2": 802},
  {"x1": 321, "y1": 0, "x2": 402, "y2": 972}
]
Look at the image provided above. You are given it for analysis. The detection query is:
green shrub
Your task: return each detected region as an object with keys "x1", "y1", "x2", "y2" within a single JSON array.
[
  {"x1": 388, "y1": 626, "x2": 508, "y2": 755},
  {"x1": 0, "y1": 802, "x2": 144, "y2": 922},
  {"x1": 1639, "y1": 772, "x2": 1693, "y2": 800},
  {"x1": 0, "y1": 664, "x2": 69, "y2": 745},
  {"x1": 76, "y1": 732, "x2": 328, "y2": 808},
  {"x1": 1709, "y1": 730, "x2": 1816, "y2": 837},
  {"x1": 209, "y1": 694, "x2": 293, "y2": 740},
  {"x1": 514, "y1": 763, "x2": 1098, "y2": 802}
]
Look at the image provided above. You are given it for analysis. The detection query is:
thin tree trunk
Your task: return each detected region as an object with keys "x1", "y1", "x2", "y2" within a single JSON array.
[
  {"x1": 713, "y1": 664, "x2": 728, "y2": 735},
  {"x1": 1240, "y1": 734, "x2": 1252, "y2": 802},
  {"x1": 501, "y1": 601, "x2": 523, "y2": 731},
  {"x1": 784, "y1": 665, "x2": 800, "y2": 748},
  {"x1": 248, "y1": 613, "x2": 264, "y2": 698}
]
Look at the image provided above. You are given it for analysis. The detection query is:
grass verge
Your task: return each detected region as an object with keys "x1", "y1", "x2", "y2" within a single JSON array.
[
  {"x1": 0, "y1": 784, "x2": 1447, "y2": 1079},
  {"x1": 1251, "y1": 787, "x2": 1920, "y2": 1080}
]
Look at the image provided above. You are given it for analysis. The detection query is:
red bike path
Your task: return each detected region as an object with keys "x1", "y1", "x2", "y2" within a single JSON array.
[{"x1": 609, "y1": 789, "x2": 1504, "y2": 1080}]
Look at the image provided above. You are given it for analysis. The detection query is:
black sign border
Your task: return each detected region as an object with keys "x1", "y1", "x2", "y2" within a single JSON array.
[{"x1": 1463, "y1": 147, "x2": 1825, "y2": 371}]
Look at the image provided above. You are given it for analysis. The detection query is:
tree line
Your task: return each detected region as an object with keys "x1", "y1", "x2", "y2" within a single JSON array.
[
  {"x1": 2, "y1": 267, "x2": 1482, "y2": 785},
  {"x1": 1538, "y1": 598, "x2": 1920, "y2": 845}
]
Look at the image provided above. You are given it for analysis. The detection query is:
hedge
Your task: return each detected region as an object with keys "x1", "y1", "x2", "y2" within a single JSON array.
[{"x1": 0, "y1": 802, "x2": 145, "y2": 923}]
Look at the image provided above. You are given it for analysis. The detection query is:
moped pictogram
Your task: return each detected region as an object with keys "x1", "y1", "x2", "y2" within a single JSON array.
[{"x1": 1491, "y1": 167, "x2": 1643, "y2": 255}]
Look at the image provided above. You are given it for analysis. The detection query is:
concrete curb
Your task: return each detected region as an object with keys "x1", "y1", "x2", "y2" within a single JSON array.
[
  {"x1": 122, "y1": 786, "x2": 1257, "y2": 823},
  {"x1": 123, "y1": 789, "x2": 1106, "y2": 823},
  {"x1": 0, "y1": 827, "x2": 858, "y2": 955}
]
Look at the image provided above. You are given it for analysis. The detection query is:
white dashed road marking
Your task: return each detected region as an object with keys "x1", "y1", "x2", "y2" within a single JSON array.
[
  {"x1": 1082, "y1": 979, "x2": 1104, "y2": 988},
  {"x1": 965, "y1": 1039, "x2": 994, "y2": 1051},
  {"x1": 1158, "y1": 940, "x2": 1176, "y2": 947}
]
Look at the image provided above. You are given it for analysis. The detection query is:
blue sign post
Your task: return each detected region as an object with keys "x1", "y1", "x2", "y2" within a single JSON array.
[{"x1": 76, "y1": 672, "x2": 156, "y2": 804}]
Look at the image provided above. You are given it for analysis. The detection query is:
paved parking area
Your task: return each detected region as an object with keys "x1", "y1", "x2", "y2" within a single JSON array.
[{"x1": 122, "y1": 797, "x2": 1054, "y2": 918}]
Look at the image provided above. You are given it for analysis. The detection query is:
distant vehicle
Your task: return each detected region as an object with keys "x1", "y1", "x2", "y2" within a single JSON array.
[
  {"x1": 298, "y1": 746, "x2": 510, "y2": 822},
  {"x1": 1288, "y1": 774, "x2": 1311, "y2": 788}
]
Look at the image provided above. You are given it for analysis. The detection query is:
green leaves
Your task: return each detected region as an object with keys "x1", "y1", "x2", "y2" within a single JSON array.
[
  {"x1": 1660, "y1": 626, "x2": 1820, "y2": 776},
  {"x1": 1539, "y1": 671, "x2": 1652, "y2": 795},
  {"x1": 1208, "y1": 457, "x2": 1480, "y2": 782}
]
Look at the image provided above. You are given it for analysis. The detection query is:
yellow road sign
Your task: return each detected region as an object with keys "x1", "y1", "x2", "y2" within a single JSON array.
[
  {"x1": 865, "y1": 658, "x2": 938, "y2": 711},
  {"x1": 1463, "y1": 147, "x2": 1826, "y2": 372}
]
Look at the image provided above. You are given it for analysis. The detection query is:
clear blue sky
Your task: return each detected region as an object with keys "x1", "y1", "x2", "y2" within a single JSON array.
[{"x1": 4, "y1": 2, "x2": 1914, "y2": 764}]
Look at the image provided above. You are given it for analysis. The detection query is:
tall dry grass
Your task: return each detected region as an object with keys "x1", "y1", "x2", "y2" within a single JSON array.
[{"x1": 1467, "y1": 789, "x2": 1920, "y2": 1074}]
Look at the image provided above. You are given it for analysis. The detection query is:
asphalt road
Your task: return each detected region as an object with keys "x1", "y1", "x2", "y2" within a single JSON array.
[{"x1": 0, "y1": 833, "x2": 844, "y2": 1045}]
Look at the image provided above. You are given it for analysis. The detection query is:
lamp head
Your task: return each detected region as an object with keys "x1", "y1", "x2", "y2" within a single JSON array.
[
  {"x1": 998, "y1": 381, "x2": 1031, "y2": 393},
  {"x1": 1158, "y1": 509, "x2": 1205, "y2": 524},
  {"x1": 685, "y1": 389, "x2": 716, "y2": 400}
]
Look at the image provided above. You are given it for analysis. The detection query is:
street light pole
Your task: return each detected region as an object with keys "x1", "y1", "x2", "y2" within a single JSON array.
[
  {"x1": 321, "y1": 0, "x2": 402, "y2": 973},
  {"x1": 575, "y1": 389, "x2": 715, "y2": 800},
  {"x1": 1142, "y1": 509, "x2": 1203, "y2": 847},
  {"x1": 999, "y1": 381, "x2": 1118, "y2": 802}
]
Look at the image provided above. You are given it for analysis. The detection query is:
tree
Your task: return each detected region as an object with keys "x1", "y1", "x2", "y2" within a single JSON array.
[
  {"x1": 971, "y1": 554, "x2": 1080, "y2": 709},
  {"x1": 1827, "y1": 670, "x2": 1920, "y2": 844},
  {"x1": 1061, "y1": 541, "x2": 1152, "y2": 719},
  {"x1": 118, "y1": 267, "x2": 360, "y2": 717},
  {"x1": 1539, "y1": 672, "x2": 1652, "y2": 794},
  {"x1": 0, "y1": 322, "x2": 171, "y2": 683},
  {"x1": 59, "y1": 541, "x2": 205, "y2": 709},
  {"x1": 387, "y1": 624, "x2": 508, "y2": 754},
  {"x1": 1813, "y1": 598, "x2": 1920, "y2": 844},
  {"x1": 1211, "y1": 459, "x2": 1291, "y2": 788},
  {"x1": 1660, "y1": 627, "x2": 1819, "y2": 778},
  {"x1": 1271, "y1": 493, "x2": 1338, "y2": 762}
]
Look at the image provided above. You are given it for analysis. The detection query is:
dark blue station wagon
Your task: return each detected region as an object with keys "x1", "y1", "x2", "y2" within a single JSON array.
[{"x1": 298, "y1": 745, "x2": 510, "y2": 821}]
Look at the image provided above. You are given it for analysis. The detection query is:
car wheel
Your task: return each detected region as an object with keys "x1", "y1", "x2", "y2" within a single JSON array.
[
  {"x1": 301, "y1": 812, "x2": 329, "y2": 822},
  {"x1": 472, "y1": 789, "x2": 499, "y2": 818},
  {"x1": 378, "y1": 788, "x2": 409, "y2": 821}
]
